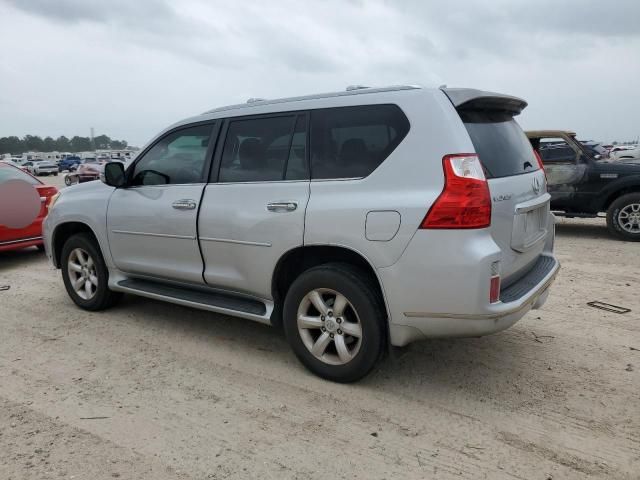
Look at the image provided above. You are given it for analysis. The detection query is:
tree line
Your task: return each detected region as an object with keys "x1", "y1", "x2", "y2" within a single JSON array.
[{"x1": 0, "y1": 134, "x2": 129, "y2": 155}]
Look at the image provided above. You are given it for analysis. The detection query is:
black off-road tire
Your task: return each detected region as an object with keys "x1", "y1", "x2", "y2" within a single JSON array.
[
  {"x1": 61, "y1": 233, "x2": 122, "y2": 310},
  {"x1": 283, "y1": 263, "x2": 386, "y2": 383},
  {"x1": 606, "y1": 193, "x2": 640, "y2": 241}
]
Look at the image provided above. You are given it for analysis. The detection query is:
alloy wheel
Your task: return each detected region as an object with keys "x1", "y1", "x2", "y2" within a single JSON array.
[
  {"x1": 67, "y1": 248, "x2": 98, "y2": 300},
  {"x1": 296, "y1": 288, "x2": 363, "y2": 366},
  {"x1": 618, "y1": 203, "x2": 640, "y2": 234}
]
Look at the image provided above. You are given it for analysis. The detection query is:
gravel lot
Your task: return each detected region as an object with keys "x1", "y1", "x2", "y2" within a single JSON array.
[{"x1": 1, "y1": 174, "x2": 638, "y2": 479}]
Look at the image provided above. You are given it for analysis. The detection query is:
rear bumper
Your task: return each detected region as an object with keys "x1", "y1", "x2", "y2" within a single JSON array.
[{"x1": 378, "y1": 229, "x2": 559, "y2": 347}]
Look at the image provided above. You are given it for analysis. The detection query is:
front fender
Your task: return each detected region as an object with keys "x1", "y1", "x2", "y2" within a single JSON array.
[{"x1": 44, "y1": 182, "x2": 115, "y2": 268}]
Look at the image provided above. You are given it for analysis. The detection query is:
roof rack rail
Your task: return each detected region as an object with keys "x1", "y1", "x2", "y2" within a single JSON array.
[
  {"x1": 203, "y1": 85, "x2": 422, "y2": 114},
  {"x1": 345, "y1": 85, "x2": 370, "y2": 91}
]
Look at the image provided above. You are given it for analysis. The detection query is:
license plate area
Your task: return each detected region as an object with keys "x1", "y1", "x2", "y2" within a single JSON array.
[{"x1": 511, "y1": 196, "x2": 550, "y2": 253}]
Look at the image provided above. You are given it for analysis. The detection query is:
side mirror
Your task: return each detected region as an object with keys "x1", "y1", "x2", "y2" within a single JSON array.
[{"x1": 102, "y1": 161, "x2": 125, "y2": 187}]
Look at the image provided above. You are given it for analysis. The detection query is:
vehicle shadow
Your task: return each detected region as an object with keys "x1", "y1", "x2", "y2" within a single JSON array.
[
  {"x1": 0, "y1": 247, "x2": 46, "y2": 271},
  {"x1": 555, "y1": 219, "x2": 612, "y2": 240},
  {"x1": 112, "y1": 294, "x2": 553, "y2": 407}
]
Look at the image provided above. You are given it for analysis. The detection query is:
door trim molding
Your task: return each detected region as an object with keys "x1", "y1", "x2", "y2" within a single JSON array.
[
  {"x1": 112, "y1": 230, "x2": 195, "y2": 240},
  {"x1": 199, "y1": 236, "x2": 271, "y2": 247}
]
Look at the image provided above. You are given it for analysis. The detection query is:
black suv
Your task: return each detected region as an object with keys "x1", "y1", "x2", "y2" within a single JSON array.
[{"x1": 528, "y1": 130, "x2": 640, "y2": 241}]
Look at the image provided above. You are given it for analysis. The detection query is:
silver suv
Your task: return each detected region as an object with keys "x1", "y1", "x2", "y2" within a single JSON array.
[{"x1": 44, "y1": 85, "x2": 559, "y2": 382}]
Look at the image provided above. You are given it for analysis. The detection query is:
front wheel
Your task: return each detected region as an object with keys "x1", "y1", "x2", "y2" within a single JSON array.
[
  {"x1": 607, "y1": 193, "x2": 640, "y2": 241},
  {"x1": 283, "y1": 263, "x2": 385, "y2": 383},
  {"x1": 60, "y1": 233, "x2": 122, "y2": 310},
  {"x1": 64, "y1": 175, "x2": 73, "y2": 186}
]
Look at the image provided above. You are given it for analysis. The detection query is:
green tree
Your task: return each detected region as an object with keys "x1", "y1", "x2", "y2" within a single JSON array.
[
  {"x1": 70, "y1": 136, "x2": 92, "y2": 152},
  {"x1": 43, "y1": 136, "x2": 56, "y2": 151},
  {"x1": 23, "y1": 135, "x2": 44, "y2": 152},
  {"x1": 55, "y1": 136, "x2": 71, "y2": 151},
  {"x1": 93, "y1": 134, "x2": 111, "y2": 149},
  {"x1": 0, "y1": 136, "x2": 22, "y2": 155},
  {"x1": 111, "y1": 139, "x2": 128, "y2": 150}
]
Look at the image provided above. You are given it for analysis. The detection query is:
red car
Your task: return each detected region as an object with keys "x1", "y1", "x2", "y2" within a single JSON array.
[
  {"x1": 0, "y1": 162, "x2": 58, "y2": 252},
  {"x1": 64, "y1": 159, "x2": 107, "y2": 186}
]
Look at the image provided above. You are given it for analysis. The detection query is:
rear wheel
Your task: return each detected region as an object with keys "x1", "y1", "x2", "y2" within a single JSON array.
[
  {"x1": 283, "y1": 263, "x2": 385, "y2": 383},
  {"x1": 607, "y1": 193, "x2": 640, "y2": 241},
  {"x1": 61, "y1": 233, "x2": 122, "y2": 310}
]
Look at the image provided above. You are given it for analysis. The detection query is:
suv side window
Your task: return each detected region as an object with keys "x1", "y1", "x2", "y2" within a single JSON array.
[
  {"x1": 538, "y1": 138, "x2": 578, "y2": 164},
  {"x1": 310, "y1": 104, "x2": 410, "y2": 180},
  {"x1": 130, "y1": 124, "x2": 214, "y2": 186},
  {"x1": 219, "y1": 114, "x2": 307, "y2": 183}
]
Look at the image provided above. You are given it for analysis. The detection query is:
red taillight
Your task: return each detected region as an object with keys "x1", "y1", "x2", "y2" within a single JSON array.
[
  {"x1": 35, "y1": 186, "x2": 58, "y2": 211},
  {"x1": 421, "y1": 154, "x2": 491, "y2": 229},
  {"x1": 489, "y1": 275, "x2": 501, "y2": 303}
]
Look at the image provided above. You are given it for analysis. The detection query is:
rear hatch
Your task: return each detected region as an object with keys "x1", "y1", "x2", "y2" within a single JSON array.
[{"x1": 445, "y1": 89, "x2": 550, "y2": 286}]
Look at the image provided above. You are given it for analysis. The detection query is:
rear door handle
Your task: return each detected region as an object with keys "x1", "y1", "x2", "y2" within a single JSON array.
[
  {"x1": 172, "y1": 199, "x2": 197, "y2": 210},
  {"x1": 267, "y1": 202, "x2": 298, "y2": 212}
]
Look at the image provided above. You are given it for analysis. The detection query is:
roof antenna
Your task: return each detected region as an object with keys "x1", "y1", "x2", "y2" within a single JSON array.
[
  {"x1": 246, "y1": 98, "x2": 266, "y2": 103},
  {"x1": 438, "y1": 84, "x2": 447, "y2": 89}
]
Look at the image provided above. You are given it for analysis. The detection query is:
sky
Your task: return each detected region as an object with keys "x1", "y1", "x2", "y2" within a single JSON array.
[{"x1": 1, "y1": 0, "x2": 639, "y2": 147}]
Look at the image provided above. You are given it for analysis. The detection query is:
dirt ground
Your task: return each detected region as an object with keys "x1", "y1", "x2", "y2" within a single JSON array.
[{"x1": 0, "y1": 174, "x2": 638, "y2": 479}]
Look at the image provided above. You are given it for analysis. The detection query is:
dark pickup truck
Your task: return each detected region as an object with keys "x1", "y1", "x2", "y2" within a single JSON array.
[{"x1": 527, "y1": 130, "x2": 640, "y2": 241}]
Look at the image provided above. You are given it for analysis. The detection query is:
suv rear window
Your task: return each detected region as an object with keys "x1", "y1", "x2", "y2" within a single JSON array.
[
  {"x1": 459, "y1": 110, "x2": 539, "y2": 179},
  {"x1": 310, "y1": 104, "x2": 409, "y2": 180}
]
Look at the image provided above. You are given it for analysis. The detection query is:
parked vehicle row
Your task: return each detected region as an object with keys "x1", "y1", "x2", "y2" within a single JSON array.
[
  {"x1": 43, "y1": 85, "x2": 559, "y2": 382},
  {"x1": 21, "y1": 159, "x2": 59, "y2": 176}
]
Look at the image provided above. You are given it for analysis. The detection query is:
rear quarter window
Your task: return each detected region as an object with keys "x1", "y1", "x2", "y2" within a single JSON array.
[
  {"x1": 310, "y1": 104, "x2": 410, "y2": 180},
  {"x1": 459, "y1": 110, "x2": 539, "y2": 179}
]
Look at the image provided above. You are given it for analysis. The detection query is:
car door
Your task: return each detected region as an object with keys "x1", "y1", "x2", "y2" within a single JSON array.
[
  {"x1": 537, "y1": 136, "x2": 587, "y2": 210},
  {"x1": 198, "y1": 113, "x2": 310, "y2": 298},
  {"x1": 106, "y1": 122, "x2": 218, "y2": 284}
]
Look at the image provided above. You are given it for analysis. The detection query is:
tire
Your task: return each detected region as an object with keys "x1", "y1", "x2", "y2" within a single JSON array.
[
  {"x1": 64, "y1": 176, "x2": 73, "y2": 186},
  {"x1": 60, "y1": 233, "x2": 122, "y2": 311},
  {"x1": 606, "y1": 193, "x2": 640, "y2": 241},
  {"x1": 282, "y1": 263, "x2": 385, "y2": 383},
  {"x1": 54, "y1": 172, "x2": 58, "y2": 176}
]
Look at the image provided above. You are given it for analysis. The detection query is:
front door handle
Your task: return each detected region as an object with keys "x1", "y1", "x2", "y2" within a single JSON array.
[
  {"x1": 172, "y1": 199, "x2": 197, "y2": 210},
  {"x1": 267, "y1": 202, "x2": 298, "y2": 212}
]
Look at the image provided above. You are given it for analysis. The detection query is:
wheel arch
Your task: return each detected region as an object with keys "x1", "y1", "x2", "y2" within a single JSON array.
[
  {"x1": 51, "y1": 222, "x2": 100, "y2": 268},
  {"x1": 271, "y1": 245, "x2": 391, "y2": 328},
  {"x1": 601, "y1": 183, "x2": 640, "y2": 211}
]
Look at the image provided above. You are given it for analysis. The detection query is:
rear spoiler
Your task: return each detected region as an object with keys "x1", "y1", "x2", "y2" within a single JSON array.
[{"x1": 441, "y1": 88, "x2": 527, "y2": 116}]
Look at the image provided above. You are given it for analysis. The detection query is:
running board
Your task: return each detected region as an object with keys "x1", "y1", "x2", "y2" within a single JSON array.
[
  {"x1": 115, "y1": 278, "x2": 270, "y2": 323},
  {"x1": 552, "y1": 211, "x2": 600, "y2": 219}
]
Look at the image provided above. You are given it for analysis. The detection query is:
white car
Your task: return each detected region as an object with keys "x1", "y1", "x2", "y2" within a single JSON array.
[
  {"x1": 610, "y1": 146, "x2": 640, "y2": 161},
  {"x1": 23, "y1": 159, "x2": 59, "y2": 176}
]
